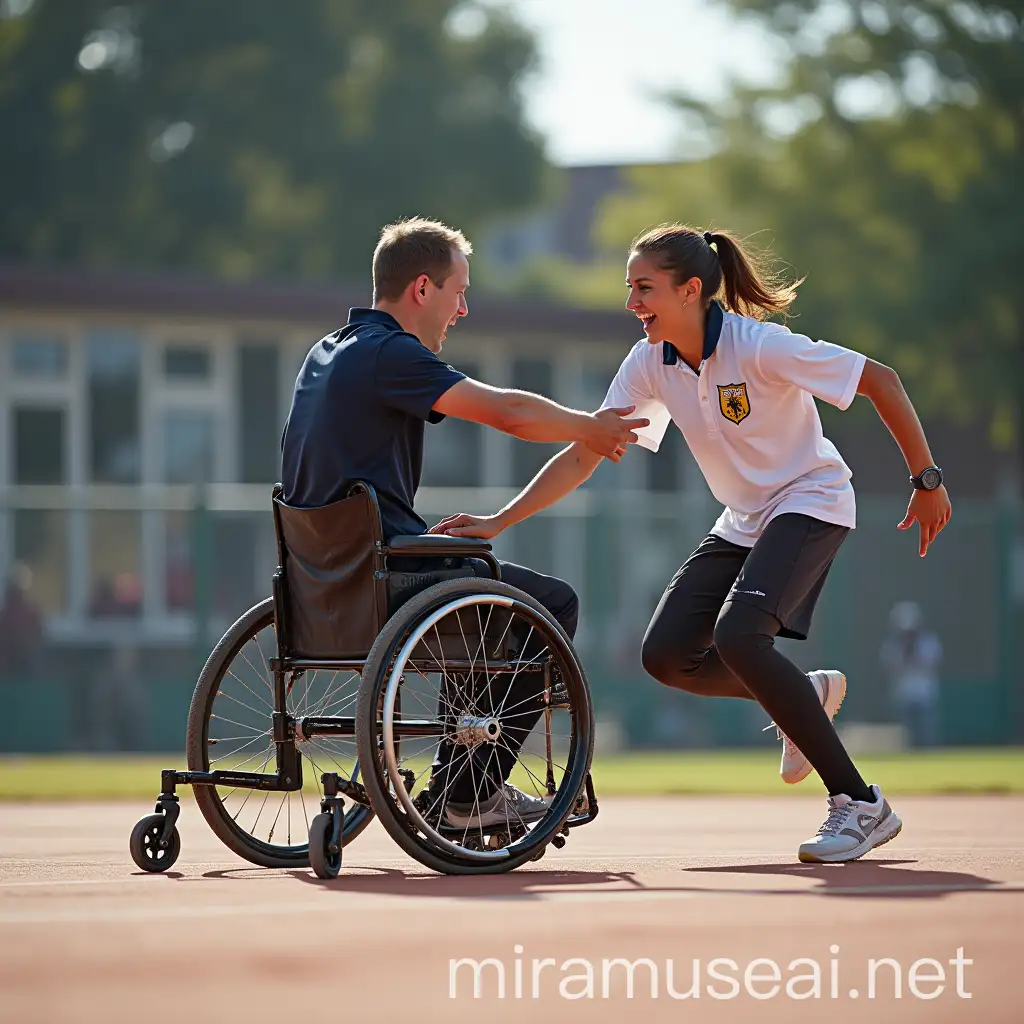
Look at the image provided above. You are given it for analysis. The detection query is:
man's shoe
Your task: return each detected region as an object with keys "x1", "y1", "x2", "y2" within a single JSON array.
[
  {"x1": 444, "y1": 783, "x2": 551, "y2": 829},
  {"x1": 798, "y1": 784, "x2": 902, "y2": 863},
  {"x1": 768, "y1": 669, "x2": 847, "y2": 784}
]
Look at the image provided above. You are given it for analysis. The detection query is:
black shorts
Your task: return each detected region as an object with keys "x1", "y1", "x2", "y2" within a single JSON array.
[{"x1": 668, "y1": 513, "x2": 849, "y2": 640}]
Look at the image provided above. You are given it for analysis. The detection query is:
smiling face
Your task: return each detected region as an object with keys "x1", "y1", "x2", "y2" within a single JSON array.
[
  {"x1": 419, "y1": 249, "x2": 470, "y2": 353},
  {"x1": 625, "y1": 251, "x2": 702, "y2": 345}
]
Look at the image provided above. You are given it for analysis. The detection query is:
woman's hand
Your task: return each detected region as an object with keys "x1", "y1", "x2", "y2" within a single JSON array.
[
  {"x1": 427, "y1": 512, "x2": 505, "y2": 539},
  {"x1": 898, "y1": 486, "x2": 951, "y2": 557}
]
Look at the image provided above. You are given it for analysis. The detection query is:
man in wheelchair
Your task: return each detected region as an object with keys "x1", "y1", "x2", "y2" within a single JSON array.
[{"x1": 280, "y1": 217, "x2": 647, "y2": 830}]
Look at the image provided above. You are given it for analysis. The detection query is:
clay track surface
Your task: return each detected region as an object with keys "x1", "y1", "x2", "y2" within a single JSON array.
[{"x1": 1, "y1": 796, "x2": 1021, "y2": 1023}]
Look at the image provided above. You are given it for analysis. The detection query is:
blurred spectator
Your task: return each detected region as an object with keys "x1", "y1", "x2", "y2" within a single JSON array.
[
  {"x1": 880, "y1": 601, "x2": 943, "y2": 748},
  {"x1": 0, "y1": 564, "x2": 45, "y2": 678},
  {"x1": 92, "y1": 643, "x2": 147, "y2": 751},
  {"x1": 89, "y1": 572, "x2": 143, "y2": 617}
]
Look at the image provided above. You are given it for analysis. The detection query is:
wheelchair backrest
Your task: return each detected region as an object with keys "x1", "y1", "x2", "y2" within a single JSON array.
[{"x1": 271, "y1": 482, "x2": 389, "y2": 660}]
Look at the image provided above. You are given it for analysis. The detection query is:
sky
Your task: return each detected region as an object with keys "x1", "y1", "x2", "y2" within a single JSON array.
[{"x1": 475, "y1": 0, "x2": 789, "y2": 166}]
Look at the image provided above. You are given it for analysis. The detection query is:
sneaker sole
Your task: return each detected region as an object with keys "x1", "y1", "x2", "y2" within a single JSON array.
[
  {"x1": 797, "y1": 812, "x2": 903, "y2": 864},
  {"x1": 782, "y1": 671, "x2": 847, "y2": 785}
]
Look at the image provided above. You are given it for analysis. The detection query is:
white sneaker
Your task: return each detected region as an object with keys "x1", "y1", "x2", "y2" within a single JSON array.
[
  {"x1": 768, "y1": 669, "x2": 847, "y2": 784},
  {"x1": 798, "y1": 784, "x2": 903, "y2": 863},
  {"x1": 444, "y1": 783, "x2": 551, "y2": 829}
]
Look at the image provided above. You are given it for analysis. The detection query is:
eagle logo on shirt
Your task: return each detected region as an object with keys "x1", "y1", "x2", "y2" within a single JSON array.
[{"x1": 717, "y1": 383, "x2": 750, "y2": 424}]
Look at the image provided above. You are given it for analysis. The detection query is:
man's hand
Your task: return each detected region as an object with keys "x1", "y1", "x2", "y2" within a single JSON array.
[
  {"x1": 581, "y1": 406, "x2": 650, "y2": 461},
  {"x1": 428, "y1": 512, "x2": 505, "y2": 539},
  {"x1": 898, "y1": 486, "x2": 951, "y2": 557}
]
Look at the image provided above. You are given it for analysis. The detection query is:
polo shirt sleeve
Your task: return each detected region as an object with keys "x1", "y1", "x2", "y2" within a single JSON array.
[
  {"x1": 374, "y1": 332, "x2": 467, "y2": 423},
  {"x1": 598, "y1": 342, "x2": 672, "y2": 453},
  {"x1": 755, "y1": 327, "x2": 866, "y2": 411}
]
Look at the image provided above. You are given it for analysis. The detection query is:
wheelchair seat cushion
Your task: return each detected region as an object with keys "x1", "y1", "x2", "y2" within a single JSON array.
[{"x1": 386, "y1": 566, "x2": 477, "y2": 617}]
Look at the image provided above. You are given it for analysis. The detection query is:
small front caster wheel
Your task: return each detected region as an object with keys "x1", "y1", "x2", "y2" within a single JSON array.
[
  {"x1": 309, "y1": 813, "x2": 342, "y2": 879},
  {"x1": 130, "y1": 814, "x2": 181, "y2": 873}
]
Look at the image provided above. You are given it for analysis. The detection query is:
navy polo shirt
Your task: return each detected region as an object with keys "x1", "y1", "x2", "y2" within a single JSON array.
[{"x1": 280, "y1": 308, "x2": 466, "y2": 539}]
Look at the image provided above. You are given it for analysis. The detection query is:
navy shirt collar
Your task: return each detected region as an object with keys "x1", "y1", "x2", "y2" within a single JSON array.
[
  {"x1": 348, "y1": 307, "x2": 404, "y2": 331},
  {"x1": 662, "y1": 301, "x2": 725, "y2": 366}
]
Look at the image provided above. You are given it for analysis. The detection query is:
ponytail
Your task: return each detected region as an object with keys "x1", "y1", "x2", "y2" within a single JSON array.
[{"x1": 630, "y1": 224, "x2": 802, "y2": 321}]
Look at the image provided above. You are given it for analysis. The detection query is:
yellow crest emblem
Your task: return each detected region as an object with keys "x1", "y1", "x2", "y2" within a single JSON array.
[{"x1": 717, "y1": 383, "x2": 750, "y2": 424}]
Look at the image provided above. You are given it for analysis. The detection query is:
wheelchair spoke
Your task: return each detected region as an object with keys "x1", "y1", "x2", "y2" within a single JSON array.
[
  {"x1": 249, "y1": 785, "x2": 274, "y2": 836},
  {"x1": 209, "y1": 711, "x2": 269, "y2": 734},
  {"x1": 306, "y1": 669, "x2": 358, "y2": 718},
  {"x1": 214, "y1": 686, "x2": 275, "y2": 718},
  {"x1": 311, "y1": 688, "x2": 359, "y2": 719},
  {"x1": 229, "y1": 746, "x2": 276, "y2": 824},
  {"x1": 227, "y1": 661, "x2": 275, "y2": 711},
  {"x1": 299, "y1": 780, "x2": 310, "y2": 835},
  {"x1": 267, "y1": 789, "x2": 288, "y2": 845},
  {"x1": 196, "y1": 608, "x2": 369, "y2": 858},
  {"x1": 209, "y1": 731, "x2": 272, "y2": 766},
  {"x1": 249, "y1": 632, "x2": 274, "y2": 691}
]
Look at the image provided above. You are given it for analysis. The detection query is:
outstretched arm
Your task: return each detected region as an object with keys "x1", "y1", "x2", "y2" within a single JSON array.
[
  {"x1": 856, "y1": 359, "x2": 951, "y2": 557},
  {"x1": 432, "y1": 378, "x2": 648, "y2": 462},
  {"x1": 429, "y1": 443, "x2": 605, "y2": 538}
]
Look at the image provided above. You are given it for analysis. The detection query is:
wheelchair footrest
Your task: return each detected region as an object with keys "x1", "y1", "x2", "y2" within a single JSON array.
[
  {"x1": 158, "y1": 768, "x2": 303, "y2": 793},
  {"x1": 564, "y1": 773, "x2": 599, "y2": 829}
]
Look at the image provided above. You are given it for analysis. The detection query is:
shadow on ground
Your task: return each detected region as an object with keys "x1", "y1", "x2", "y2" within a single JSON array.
[
  {"x1": 683, "y1": 859, "x2": 1006, "y2": 899},
  {"x1": 139, "y1": 857, "x2": 1016, "y2": 902}
]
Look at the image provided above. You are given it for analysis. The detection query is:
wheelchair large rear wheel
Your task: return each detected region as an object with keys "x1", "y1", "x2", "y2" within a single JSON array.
[
  {"x1": 186, "y1": 598, "x2": 372, "y2": 867},
  {"x1": 356, "y1": 577, "x2": 594, "y2": 874}
]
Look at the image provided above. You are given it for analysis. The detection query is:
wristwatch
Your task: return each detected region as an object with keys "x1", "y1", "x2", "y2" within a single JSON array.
[{"x1": 911, "y1": 466, "x2": 943, "y2": 491}]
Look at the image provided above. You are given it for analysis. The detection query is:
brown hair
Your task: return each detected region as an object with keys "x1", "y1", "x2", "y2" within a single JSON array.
[
  {"x1": 372, "y1": 217, "x2": 473, "y2": 302},
  {"x1": 630, "y1": 224, "x2": 801, "y2": 320}
]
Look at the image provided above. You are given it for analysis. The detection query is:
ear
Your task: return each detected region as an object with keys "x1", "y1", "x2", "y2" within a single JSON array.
[
  {"x1": 409, "y1": 273, "x2": 432, "y2": 307},
  {"x1": 680, "y1": 275, "x2": 703, "y2": 303}
]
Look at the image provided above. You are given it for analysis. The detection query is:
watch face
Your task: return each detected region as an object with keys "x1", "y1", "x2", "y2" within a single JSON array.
[{"x1": 919, "y1": 468, "x2": 941, "y2": 490}]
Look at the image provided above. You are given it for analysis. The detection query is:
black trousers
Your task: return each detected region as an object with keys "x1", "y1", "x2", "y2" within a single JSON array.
[
  {"x1": 422, "y1": 559, "x2": 579, "y2": 805},
  {"x1": 640, "y1": 513, "x2": 872, "y2": 800}
]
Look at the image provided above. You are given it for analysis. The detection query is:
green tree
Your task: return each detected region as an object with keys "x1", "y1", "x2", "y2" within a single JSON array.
[
  {"x1": 595, "y1": 1, "x2": 1023, "y2": 454},
  {"x1": 0, "y1": 0, "x2": 544, "y2": 280}
]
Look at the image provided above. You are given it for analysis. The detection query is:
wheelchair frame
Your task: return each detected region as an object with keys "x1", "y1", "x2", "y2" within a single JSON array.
[{"x1": 129, "y1": 482, "x2": 598, "y2": 875}]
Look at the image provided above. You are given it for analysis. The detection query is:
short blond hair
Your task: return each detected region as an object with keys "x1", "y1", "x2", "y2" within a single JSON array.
[{"x1": 372, "y1": 217, "x2": 473, "y2": 302}]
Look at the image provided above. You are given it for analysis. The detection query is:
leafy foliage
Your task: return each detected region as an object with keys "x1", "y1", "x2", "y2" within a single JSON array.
[
  {"x1": 0, "y1": 0, "x2": 544, "y2": 280},
  {"x1": 595, "y1": 1, "x2": 1023, "y2": 444}
]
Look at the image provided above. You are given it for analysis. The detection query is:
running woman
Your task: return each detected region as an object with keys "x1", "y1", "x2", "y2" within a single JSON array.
[{"x1": 430, "y1": 223, "x2": 951, "y2": 863}]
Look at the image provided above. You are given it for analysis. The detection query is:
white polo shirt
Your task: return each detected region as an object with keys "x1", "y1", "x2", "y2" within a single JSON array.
[{"x1": 600, "y1": 304, "x2": 866, "y2": 547}]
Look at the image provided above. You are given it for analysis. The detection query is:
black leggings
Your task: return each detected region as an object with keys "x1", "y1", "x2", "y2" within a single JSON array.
[{"x1": 641, "y1": 519, "x2": 872, "y2": 802}]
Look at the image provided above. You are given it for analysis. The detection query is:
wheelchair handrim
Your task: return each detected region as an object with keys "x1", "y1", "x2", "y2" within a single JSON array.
[{"x1": 381, "y1": 592, "x2": 585, "y2": 863}]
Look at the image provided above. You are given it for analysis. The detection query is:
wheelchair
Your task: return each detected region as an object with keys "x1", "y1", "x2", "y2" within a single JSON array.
[{"x1": 129, "y1": 481, "x2": 599, "y2": 878}]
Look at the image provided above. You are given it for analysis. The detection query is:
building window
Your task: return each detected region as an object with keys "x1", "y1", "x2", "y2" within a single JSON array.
[
  {"x1": 164, "y1": 511, "x2": 193, "y2": 612},
  {"x1": 421, "y1": 361, "x2": 483, "y2": 487},
  {"x1": 10, "y1": 404, "x2": 68, "y2": 614},
  {"x1": 164, "y1": 345, "x2": 212, "y2": 381},
  {"x1": 511, "y1": 358, "x2": 558, "y2": 486},
  {"x1": 578, "y1": 364, "x2": 620, "y2": 490},
  {"x1": 162, "y1": 410, "x2": 215, "y2": 484},
  {"x1": 88, "y1": 511, "x2": 142, "y2": 618},
  {"x1": 11, "y1": 333, "x2": 68, "y2": 378},
  {"x1": 238, "y1": 342, "x2": 280, "y2": 483},
  {"x1": 87, "y1": 330, "x2": 141, "y2": 483},
  {"x1": 13, "y1": 407, "x2": 65, "y2": 484}
]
